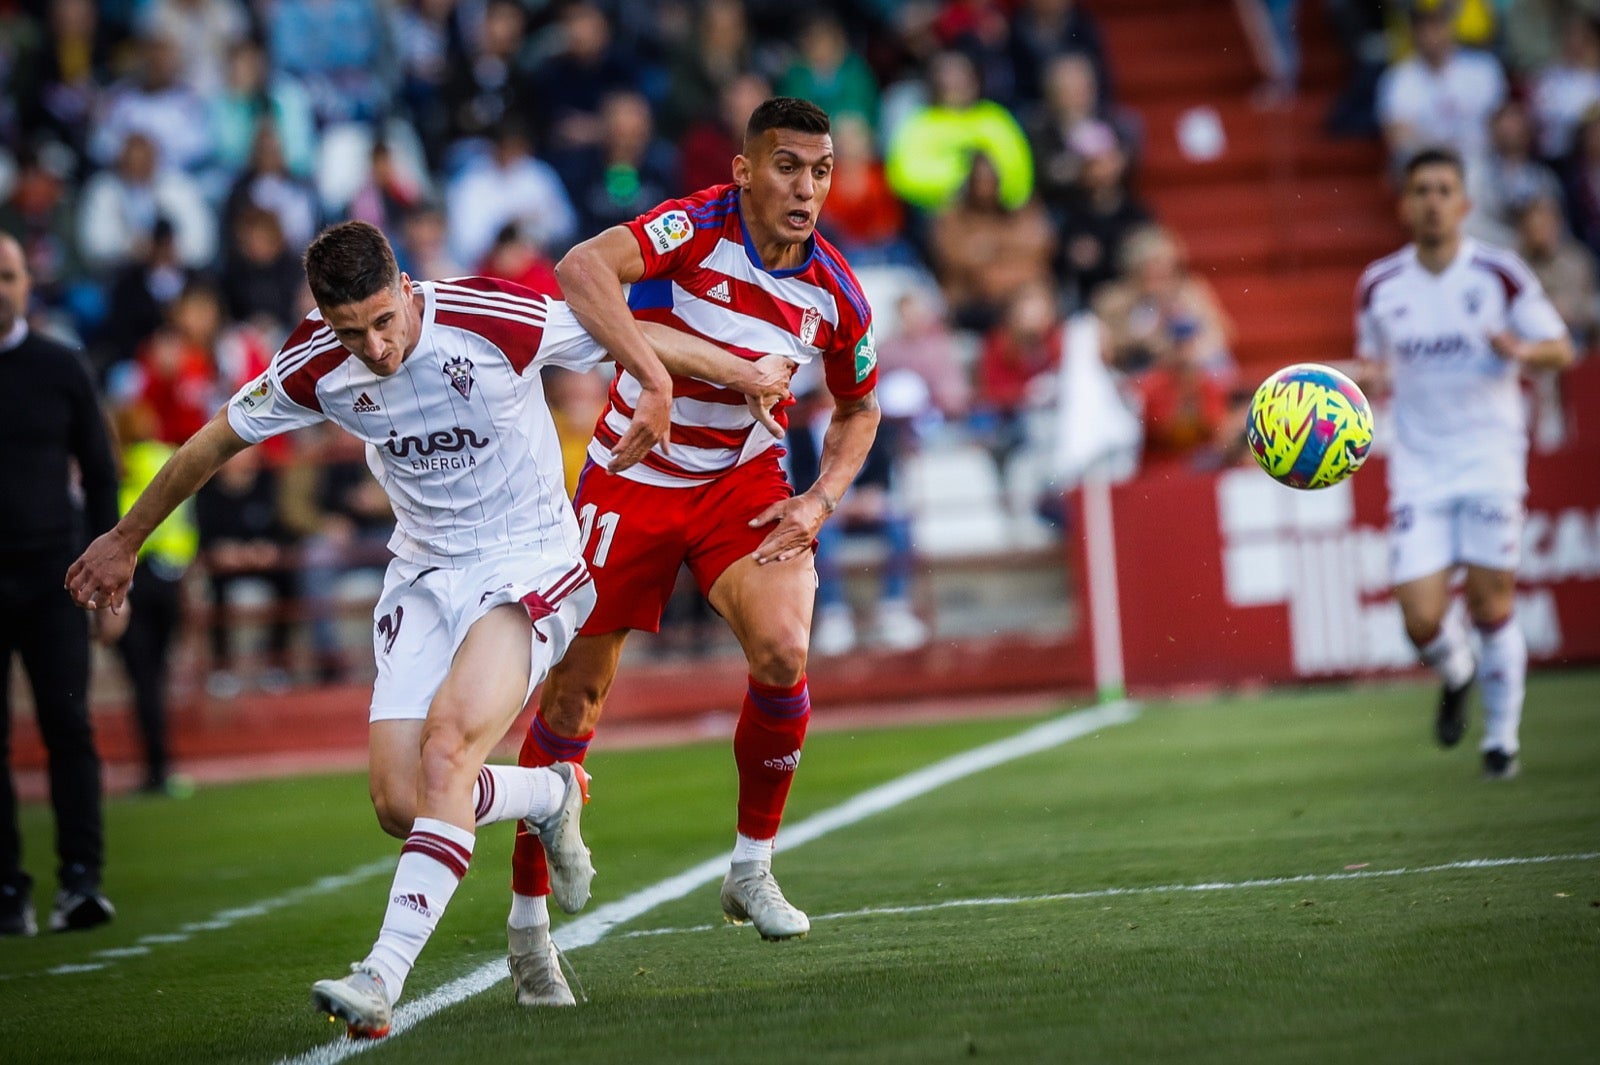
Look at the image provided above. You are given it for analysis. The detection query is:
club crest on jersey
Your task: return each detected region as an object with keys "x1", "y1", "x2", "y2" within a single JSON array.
[
  {"x1": 1464, "y1": 287, "x2": 1482, "y2": 315},
  {"x1": 644, "y1": 210, "x2": 694, "y2": 253},
  {"x1": 234, "y1": 373, "x2": 274, "y2": 415},
  {"x1": 800, "y1": 306, "x2": 822, "y2": 347},
  {"x1": 442, "y1": 355, "x2": 475, "y2": 400}
]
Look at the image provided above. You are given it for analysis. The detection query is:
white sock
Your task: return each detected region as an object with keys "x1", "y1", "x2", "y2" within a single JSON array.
[
  {"x1": 363, "y1": 817, "x2": 475, "y2": 1002},
  {"x1": 1477, "y1": 616, "x2": 1526, "y2": 755},
  {"x1": 508, "y1": 892, "x2": 550, "y2": 930},
  {"x1": 472, "y1": 765, "x2": 564, "y2": 827},
  {"x1": 731, "y1": 833, "x2": 775, "y2": 864},
  {"x1": 1418, "y1": 614, "x2": 1475, "y2": 691}
]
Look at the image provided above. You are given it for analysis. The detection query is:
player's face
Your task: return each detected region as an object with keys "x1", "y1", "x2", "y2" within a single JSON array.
[
  {"x1": 0, "y1": 238, "x2": 30, "y2": 334},
  {"x1": 736, "y1": 129, "x2": 834, "y2": 248},
  {"x1": 1401, "y1": 164, "x2": 1470, "y2": 246},
  {"x1": 322, "y1": 276, "x2": 417, "y2": 376}
]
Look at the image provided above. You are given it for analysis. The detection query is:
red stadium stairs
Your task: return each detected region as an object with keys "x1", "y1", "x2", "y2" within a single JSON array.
[{"x1": 1085, "y1": 0, "x2": 1403, "y2": 371}]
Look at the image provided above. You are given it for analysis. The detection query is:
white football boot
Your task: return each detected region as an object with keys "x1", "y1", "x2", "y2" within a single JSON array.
[
  {"x1": 526, "y1": 762, "x2": 595, "y2": 914},
  {"x1": 310, "y1": 964, "x2": 391, "y2": 1039},
  {"x1": 720, "y1": 860, "x2": 810, "y2": 940},
  {"x1": 507, "y1": 923, "x2": 578, "y2": 1007}
]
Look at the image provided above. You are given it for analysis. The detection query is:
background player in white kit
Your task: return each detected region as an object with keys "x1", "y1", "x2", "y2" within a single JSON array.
[
  {"x1": 64, "y1": 222, "x2": 792, "y2": 1038},
  {"x1": 1356, "y1": 148, "x2": 1574, "y2": 778}
]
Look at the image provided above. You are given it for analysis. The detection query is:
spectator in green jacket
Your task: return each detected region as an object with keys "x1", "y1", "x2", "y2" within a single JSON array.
[
  {"x1": 886, "y1": 50, "x2": 1034, "y2": 213},
  {"x1": 777, "y1": 14, "x2": 878, "y2": 131}
]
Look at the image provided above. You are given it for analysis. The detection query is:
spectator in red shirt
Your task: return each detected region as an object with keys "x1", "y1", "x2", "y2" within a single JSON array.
[
  {"x1": 974, "y1": 280, "x2": 1062, "y2": 473},
  {"x1": 1136, "y1": 317, "x2": 1236, "y2": 469},
  {"x1": 678, "y1": 72, "x2": 769, "y2": 195},
  {"x1": 476, "y1": 222, "x2": 561, "y2": 300},
  {"x1": 818, "y1": 116, "x2": 909, "y2": 265},
  {"x1": 120, "y1": 322, "x2": 214, "y2": 446}
]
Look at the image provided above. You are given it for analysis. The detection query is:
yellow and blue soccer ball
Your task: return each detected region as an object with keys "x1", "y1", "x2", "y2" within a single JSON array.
[{"x1": 1246, "y1": 363, "x2": 1373, "y2": 490}]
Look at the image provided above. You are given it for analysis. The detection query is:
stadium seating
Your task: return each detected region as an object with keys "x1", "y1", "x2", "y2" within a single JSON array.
[{"x1": 1087, "y1": 0, "x2": 1401, "y2": 372}]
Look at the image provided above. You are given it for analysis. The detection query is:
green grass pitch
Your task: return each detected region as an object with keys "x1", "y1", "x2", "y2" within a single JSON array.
[{"x1": 3, "y1": 672, "x2": 1597, "y2": 1064}]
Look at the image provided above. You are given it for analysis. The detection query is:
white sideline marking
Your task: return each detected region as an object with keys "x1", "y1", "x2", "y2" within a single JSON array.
[
  {"x1": 94, "y1": 946, "x2": 152, "y2": 959},
  {"x1": 274, "y1": 700, "x2": 1140, "y2": 1065},
  {"x1": 5, "y1": 858, "x2": 398, "y2": 982},
  {"x1": 616, "y1": 851, "x2": 1600, "y2": 939}
]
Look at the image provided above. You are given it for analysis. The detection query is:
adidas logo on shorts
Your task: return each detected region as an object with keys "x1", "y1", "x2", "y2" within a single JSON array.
[
  {"x1": 763, "y1": 750, "x2": 802, "y2": 772},
  {"x1": 706, "y1": 280, "x2": 732, "y2": 303},
  {"x1": 353, "y1": 392, "x2": 381, "y2": 413}
]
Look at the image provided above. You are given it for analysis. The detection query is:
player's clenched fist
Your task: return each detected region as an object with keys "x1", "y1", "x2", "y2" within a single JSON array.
[
  {"x1": 64, "y1": 528, "x2": 138, "y2": 613},
  {"x1": 740, "y1": 354, "x2": 798, "y2": 437}
]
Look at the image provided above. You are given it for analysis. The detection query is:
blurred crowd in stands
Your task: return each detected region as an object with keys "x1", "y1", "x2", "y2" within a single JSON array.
[
  {"x1": 2, "y1": 0, "x2": 1595, "y2": 689},
  {"x1": 1348, "y1": 0, "x2": 1600, "y2": 348}
]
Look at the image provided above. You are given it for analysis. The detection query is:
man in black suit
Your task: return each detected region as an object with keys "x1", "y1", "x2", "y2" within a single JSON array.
[{"x1": 0, "y1": 232, "x2": 120, "y2": 935}]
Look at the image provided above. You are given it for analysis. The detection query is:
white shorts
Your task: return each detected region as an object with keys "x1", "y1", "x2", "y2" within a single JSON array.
[
  {"x1": 368, "y1": 551, "x2": 596, "y2": 722},
  {"x1": 1389, "y1": 496, "x2": 1524, "y2": 586}
]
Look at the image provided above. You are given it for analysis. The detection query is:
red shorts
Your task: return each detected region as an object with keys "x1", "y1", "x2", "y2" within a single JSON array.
[{"x1": 574, "y1": 455, "x2": 793, "y2": 635}]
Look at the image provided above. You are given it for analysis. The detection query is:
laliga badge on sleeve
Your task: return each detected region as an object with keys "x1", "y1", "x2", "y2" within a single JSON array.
[
  {"x1": 235, "y1": 373, "x2": 275, "y2": 416},
  {"x1": 644, "y1": 210, "x2": 694, "y2": 253}
]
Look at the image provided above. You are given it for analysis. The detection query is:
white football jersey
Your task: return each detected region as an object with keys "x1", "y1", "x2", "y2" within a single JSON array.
[
  {"x1": 1355, "y1": 238, "x2": 1567, "y2": 506},
  {"x1": 226, "y1": 278, "x2": 607, "y2": 567}
]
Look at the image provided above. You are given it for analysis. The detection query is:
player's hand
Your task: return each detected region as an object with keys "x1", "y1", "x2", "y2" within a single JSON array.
[
  {"x1": 609, "y1": 381, "x2": 673, "y2": 472},
  {"x1": 90, "y1": 603, "x2": 132, "y2": 646},
  {"x1": 748, "y1": 491, "x2": 831, "y2": 565},
  {"x1": 64, "y1": 527, "x2": 139, "y2": 614},
  {"x1": 739, "y1": 355, "x2": 797, "y2": 438},
  {"x1": 1487, "y1": 331, "x2": 1528, "y2": 363}
]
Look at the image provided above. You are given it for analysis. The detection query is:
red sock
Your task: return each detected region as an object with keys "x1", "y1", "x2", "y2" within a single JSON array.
[
  {"x1": 510, "y1": 712, "x2": 593, "y2": 897},
  {"x1": 734, "y1": 675, "x2": 811, "y2": 840}
]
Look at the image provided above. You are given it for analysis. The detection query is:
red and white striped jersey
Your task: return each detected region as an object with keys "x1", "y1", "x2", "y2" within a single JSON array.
[
  {"x1": 226, "y1": 278, "x2": 607, "y2": 566},
  {"x1": 591, "y1": 183, "x2": 878, "y2": 487}
]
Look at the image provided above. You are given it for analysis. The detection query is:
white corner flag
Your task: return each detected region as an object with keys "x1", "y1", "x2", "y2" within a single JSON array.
[{"x1": 1052, "y1": 314, "x2": 1142, "y2": 487}]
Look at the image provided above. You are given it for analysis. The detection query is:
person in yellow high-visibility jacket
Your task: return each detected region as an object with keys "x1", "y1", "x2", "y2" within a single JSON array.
[
  {"x1": 113, "y1": 405, "x2": 198, "y2": 796},
  {"x1": 885, "y1": 50, "x2": 1034, "y2": 214}
]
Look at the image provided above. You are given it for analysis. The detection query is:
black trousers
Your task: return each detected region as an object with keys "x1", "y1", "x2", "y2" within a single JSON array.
[
  {"x1": 117, "y1": 561, "x2": 184, "y2": 788},
  {"x1": 0, "y1": 549, "x2": 103, "y2": 893}
]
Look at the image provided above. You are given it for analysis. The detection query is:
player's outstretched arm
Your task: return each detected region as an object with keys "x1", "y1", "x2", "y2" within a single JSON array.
[
  {"x1": 748, "y1": 391, "x2": 882, "y2": 565},
  {"x1": 65, "y1": 410, "x2": 251, "y2": 613},
  {"x1": 557, "y1": 227, "x2": 674, "y2": 471},
  {"x1": 637, "y1": 321, "x2": 795, "y2": 437}
]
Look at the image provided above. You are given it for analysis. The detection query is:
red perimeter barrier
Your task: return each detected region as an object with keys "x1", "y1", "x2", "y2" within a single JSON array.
[{"x1": 1074, "y1": 370, "x2": 1600, "y2": 688}]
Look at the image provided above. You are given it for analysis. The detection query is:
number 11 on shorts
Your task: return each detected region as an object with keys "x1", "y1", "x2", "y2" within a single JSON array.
[{"x1": 577, "y1": 503, "x2": 620, "y2": 568}]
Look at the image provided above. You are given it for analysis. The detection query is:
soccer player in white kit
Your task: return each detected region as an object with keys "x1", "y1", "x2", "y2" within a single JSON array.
[
  {"x1": 1355, "y1": 148, "x2": 1574, "y2": 778},
  {"x1": 65, "y1": 222, "x2": 792, "y2": 1037}
]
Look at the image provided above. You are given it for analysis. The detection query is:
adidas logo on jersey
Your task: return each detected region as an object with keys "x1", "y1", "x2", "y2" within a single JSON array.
[
  {"x1": 353, "y1": 392, "x2": 381, "y2": 413},
  {"x1": 763, "y1": 750, "x2": 802, "y2": 772},
  {"x1": 706, "y1": 280, "x2": 732, "y2": 303}
]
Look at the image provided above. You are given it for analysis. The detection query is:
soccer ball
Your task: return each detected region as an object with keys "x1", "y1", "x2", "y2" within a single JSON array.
[{"x1": 1246, "y1": 363, "x2": 1373, "y2": 490}]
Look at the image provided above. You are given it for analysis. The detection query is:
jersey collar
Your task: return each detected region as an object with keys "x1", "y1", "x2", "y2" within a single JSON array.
[
  {"x1": 399, "y1": 279, "x2": 437, "y2": 373},
  {"x1": 1412, "y1": 236, "x2": 1476, "y2": 279},
  {"x1": 0, "y1": 317, "x2": 28, "y2": 352},
  {"x1": 735, "y1": 195, "x2": 815, "y2": 278}
]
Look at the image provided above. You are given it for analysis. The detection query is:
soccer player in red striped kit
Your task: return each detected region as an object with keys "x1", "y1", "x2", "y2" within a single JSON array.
[{"x1": 506, "y1": 98, "x2": 881, "y2": 1005}]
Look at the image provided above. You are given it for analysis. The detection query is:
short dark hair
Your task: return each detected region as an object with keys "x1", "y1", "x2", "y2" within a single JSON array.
[
  {"x1": 745, "y1": 97, "x2": 831, "y2": 146},
  {"x1": 1403, "y1": 146, "x2": 1465, "y2": 182},
  {"x1": 303, "y1": 221, "x2": 400, "y2": 308}
]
